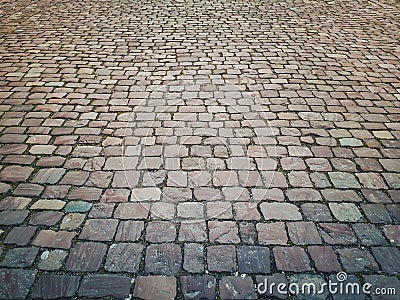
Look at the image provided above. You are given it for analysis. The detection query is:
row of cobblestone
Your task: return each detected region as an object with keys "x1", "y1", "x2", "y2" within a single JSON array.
[{"x1": 1, "y1": 0, "x2": 400, "y2": 298}]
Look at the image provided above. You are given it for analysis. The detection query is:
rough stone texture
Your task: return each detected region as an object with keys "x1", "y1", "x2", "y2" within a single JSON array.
[
  {"x1": 273, "y1": 247, "x2": 311, "y2": 272},
  {"x1": 66, "y1": 242, "x2": 107, "y2": 272},
  {"x1": 115, "y1": 220, "x2": 144, "y2": 241},
  {"x1": 1, "y1": 0, "x2": 400, "y2": 297},
  {"x1": 338, "y1": 248, "x2": 379, "y2": 273},
  {"x1": 257, "y1": 222, "x2": 288, "y2": 245},
  {"x1": 363, "y1": 275, "x2": 400, "y2": 300},
  {"x1": 0, "y1": 197, "x2": 31, "y2": 210},
  {"x1": 145, "y1": 243, "x2": 182, "y2": 275},
  {"x1": 319, "y1": 223, "x2": 357, "y2": 245},
  {"x1": 38, "y1": 250, "x2": 68, "y2": 270},
  {"x1": 260, "y1": 203, "x2": 302, "y2": 220},
  {"x1": 0, "y1": 247, "x2": 39, "y2": 268},
  {"x1": 329, "y1": 172, "x2": 361, "y2": 189},
  {"x1": 329, "y1": 203, "x2": 363, "y2": 222},
  {"x1": 0, "y1": 166, "x2": 33, "y2": 182},
  {"x1": 146, "y1": 221, "x2": 177, "y2": 242},
  {"x1": 0, "y1": 269, "x2": 37, "y2": 299},
  {"x1": 79, "y1": 219, "x2": 118, "y2": 241},
  {"x1": 183, "y1": 243, "x2": 204, "y2": 273},
  {"x1": 329, "y1": 274, "x2": 365, "y2": 300},
  {"x1": 31, "y1": 274, "x2": 81, "y2": 299},
  {"x1": 105, "y1": 243, "x2": 144, "y2": 273},
  {"x1": 30, "y1": 199, "x2": 66, "y2": 210},
  {"x1": 78, "y1": 274, "x2": 132, "y2": 298},
  {"x1": 256, "y1": 274, "x2": 288, "y2": 299},
  {"x1": 32, "y1": 168, "x2": 65, "y2": 184},
  {"x1": 64, "y1": 201, "x2": 92, "y2": 212},
  {"x1": 383, "y1": 225, "x2": 400, "y2": 246},
  {"x1": 219, "y1": 277, "x2": 256, "y2": 300},
  {"x1": 29, "y1": 211, "x2": 63, "y2": 226},
  {"x1": 60, "y1": 213, "x2": 86, "y2": 230},
  {"x1": 208, "y1": 221, "x2": 240, "y2": 243},
  {"x1": 207, "y1": 245, "x2": 236, "y2": 272},
  {"x1": 301, "y1": 203, "x2": 333, "y2": 221},
  {"x1": 308, "y1": 246, "x2": 341, "y2": 272},
  {"x1": 114, "y1": 203, "x2": 150, "y2": 219},
  {"x1": 179, "y1": 221, "x2": 207, "y2": 242},
  {"x1": 4, "y1": 226, "x2": 37, "y2": 245},
  {"x1": 371, "y1": 247, "x2": 400, "y2": 275},
  {"x1": 134, "y1": 276, "x2": 176, "y2": 300},
  {"x1": 287, "y1": 222, "x2": 322, "y2": 244},
  {"x1": 180, "y1": 275, "x2": 216, "y2": 300},
  {"x1": 33, "y1": 230, "x2": 75, "y2": 249},
  {"x1": 0, "y1": 210, "x2": 29, "y2": 225},
  {"x1": 353, "y1": 223, "x2": 387, "y2": 246},
  {"x1": 237, "y1": 246, "x2": 270, "y2": 274}
]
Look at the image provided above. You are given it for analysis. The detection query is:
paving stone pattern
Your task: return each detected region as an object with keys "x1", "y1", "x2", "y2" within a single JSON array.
[{"x1": 0, "y1": 0, "x2": 400, "y2": 298}]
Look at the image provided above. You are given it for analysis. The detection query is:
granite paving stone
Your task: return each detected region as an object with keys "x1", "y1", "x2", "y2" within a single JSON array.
[
  {"x1": 0, "y1": 197, "x2": 31, "y2": 210},
  {"x1": 308, "y1": 246, "x2": 341, "y2": 272},
  {"x1": 255, "y1": 273, "x2": 288, "y2": 299},
  {"x1": 329, "y1": 274, "x2": 365, "y2": 300},
  {"x1": 115, "y1": 220, "x2": 144, "y2": 241},
  {"x1": 273, "y1": 246, "x2": 312, "y2": 272},
  {"x1": 287, "y1": 222, "x2": 322, "y2": 245},
  {"x1": 66, "y1": 242, "x2": 107, "y2": 272},
  {"x1": 60, "y1": 213, "x2": 86, "y2": 230},
  {"x1": 329, "y1": 203, "x2": 363, "y2": 222},
  {"x1": 0, "y1": 247, "x2": 39, "y2": 268},
  {"x1": 383, "y1": 225, "x2": 400, "y2": 245},
  {"x1": 105, "y1": 243, "x2": 144, "y2": 273},
  {"x1": 78, "y1": 274, "x2": 132, "y2": 298},
  {"x1": 337, "y1": 248, "x2": 380, "y2": 273},
  {"x1": 33, "y1": 230, "x2": 75, "y2": 249},
  {"x1": 79, "y1": 219, "x2": 118, "y2": 241},
  {"x1": 207, "y1": 245, "x2": 237, "y2": 272},
  {"x1": 219, "y1": 277, "x2": 257, "y2": 300},
  {"x1": 0, "y1": 269, "x2": 37, "y2": 299},
  {"x1": 257, "y1": 222, "x2": 288, "y2": 245},
  {"x1": 145, "y1": 243, "x2": 182, "y2": 275},
  {"x1": 353, "y1": 223, "x2": 387, "y2": 246},
  {"x1": 183, "y1": 243, "x2": 204, "y2": 273},
  {"x1": 37, "y1": 250, "x2": 68, "y2": 271},
  {"x1": 0, "y1": 210, "x2": 29, "y2": 225},
  {"x1": 180, "y1": 275, "x2": 216, "y2": 300},
  {"x1": 237, "y1": 246, "x2": 270, "y2": 274},
  {"x1": 31, "y1": 274, "x2": 81, "y2": 299},
  {"x1": 0, "y1": 0, "x2": 400, "y2": 297},
  {"x1": 29, "y1": 211, "x2": 63, "y2": 226},
  {"x1": 319, "y1": 223, "x2": 357, "y2": 245},
  {"x1": 133, "y1": 276, "x2": 176, "y2": 300},
  {"x1": 371, "y1": 247, "x2": 400, "y2": 275},
  {"x1": 4, "y1": 226, "x2": 37, "y2": 245}
]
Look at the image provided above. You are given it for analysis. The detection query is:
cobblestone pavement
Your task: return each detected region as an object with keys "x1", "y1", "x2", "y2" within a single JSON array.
[{"x1": 0, "y1": 0, "x2": 400, "y2": 298}]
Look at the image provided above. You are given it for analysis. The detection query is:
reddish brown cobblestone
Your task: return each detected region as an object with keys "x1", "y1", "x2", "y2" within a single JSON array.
[{"x1": 1, "y1": 0, "x2": 400, "y2": 297}]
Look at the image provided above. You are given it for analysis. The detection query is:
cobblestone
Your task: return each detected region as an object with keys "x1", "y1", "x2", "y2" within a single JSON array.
[
  {"x1": 133, "y1": 276, "x2": 176, "y2": 300},
  {"x1": 105, "y1": 243, "x2": 143, "y2": 273},
  {"x1": 1, "y1": 0, "x2": 400, "y2": 297},
  {"x1": 31, "y1": 274, "x2": 80, "y2": 299},
  {"x1": 78, "y1": 274, "x2": 131, "y2": 298},
  {"x1": 274, "y1": 246, "x2": 311, "y2": 272}
]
